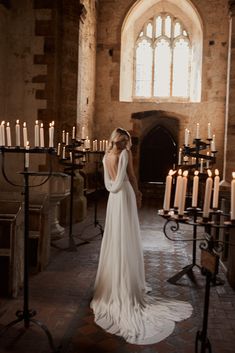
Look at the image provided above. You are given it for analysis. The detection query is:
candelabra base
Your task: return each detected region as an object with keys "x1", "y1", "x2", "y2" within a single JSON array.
[{"x1": 167, "y1": 263, "x2": 201, "y2": 285}]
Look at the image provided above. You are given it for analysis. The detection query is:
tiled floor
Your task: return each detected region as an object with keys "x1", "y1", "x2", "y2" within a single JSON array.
[{"x1": 0, "y1": 196, "x2": 235, "y2": 353}]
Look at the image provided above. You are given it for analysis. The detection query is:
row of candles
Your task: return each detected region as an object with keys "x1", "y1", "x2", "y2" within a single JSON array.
[
  {"x1": 178, "y1": 151, "x2": 214, "y2": 170},
  {"x1": 163, "y1": 168, "x2": 235, "y2": 221},
  {"x1": 184, "y1": 122, "x2": 216, "y2": 151},
  {"x1": 0, "y1": 120, "x2": 54, "y2": 148}
]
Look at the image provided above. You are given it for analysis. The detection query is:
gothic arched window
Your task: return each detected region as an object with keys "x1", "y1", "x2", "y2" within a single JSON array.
[{"x1": 135, "y1": 13, "x2": 191, "y2": 99}]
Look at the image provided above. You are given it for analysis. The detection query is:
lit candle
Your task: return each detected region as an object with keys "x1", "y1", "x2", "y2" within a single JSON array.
[
  {"x1": 40, "y1": 123, "x2": 44, "y2": 147},
  {"x1": 208, "y1": 123, "x2": 212, "y2": 139},
  {"x1": 174, "y1": 169, "x2": 183, "y2": 208},
  {"x1": 163, "y1": 169, "x2": 175, "y2": 211},
  {"x1": 57, "y1": 142, "x2": 61, "y2": 156},
  {"x1": 25, "y1": 141, "x2": 30, "y2": 169},
  {"x1": 62, "y1": 146, "x2": 66, "y2": 159},
  {"x1": 231, "y1": 172, "x2": 235, "y2": 220},
  {"x1": 105, "y1": 140, "x2": 109, "y2": 151},
  {"x1": 184, "y1": 128, "x2": 189, "y2": 146},
  {"x1": 212, "y1": 169, "x2": 220, "y2": 209},
  {"x1": 0, "y1": 123, "x2": 2, "y2": 146},
  {"x1": 0, "y1": 121, "x2": 5, "y2": 146},
  {"x1": 211, "y1": 135, "x2": 216, "y2": 152},
  {"x1": 62, "y1": 130, "x2": 65, "y2": 144},
  {"x1": 200, "y1": 158, "x2": 204, "y2": 173},
  {"x1": 34, "y1": 120, "x2": 39, "y2": 147},
  {"x1": 81, "y1": 126, "x2": 85, "y2": 139},
  {"x1": 178, "y1": 170, "x2": 188, "y2": 216},
  {"x1": 6, "y1": 122, "x2": 11, "y2": 146},
  {"x1": 203, "y1": 169, "x2": 213, "y2": 219},
  {"x1": 196, "y1": 123, "x2": 200, "y2": 139},
  {"x1": 66, "y1": 132, "x2": 69, "y2": 145},
  {"x1": 49, "y1": 121, "x2": 54, "y2": 147},
  {"x1": 192, "y1": 170, "x2": 199, "y2": 207},
  {"x1": 178, "y1": 148, "x2": 182, "y2": 165},
  {"x1": 15, "y1": 120, "x2": 20, "y2": 146},
  {"x1": 102, "y1": 139, "x2": 106, "y2": 151},
  {"x1": 72, "y1": 126, "x2": 76, "y2": 140},
  {"x1": 23, "y1": 122, "x2": 28, "y2": 147},
  {"x1": 99, "y1": 140, "x2": 102, "y2": 151}
]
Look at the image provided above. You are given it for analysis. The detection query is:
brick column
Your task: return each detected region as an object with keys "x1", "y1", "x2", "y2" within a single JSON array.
[{"x1": 222, "y1": 0, "x2": 235, "y2": 185}]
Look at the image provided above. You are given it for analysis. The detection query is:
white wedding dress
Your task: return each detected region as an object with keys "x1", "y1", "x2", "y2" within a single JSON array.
[{"x1": 90, "y1": 149, "x2": 192, "y2": 344}]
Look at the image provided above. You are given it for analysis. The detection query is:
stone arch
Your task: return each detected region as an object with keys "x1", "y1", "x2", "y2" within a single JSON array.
[{"x1": 120, "y1": 0, "x2": 203, "y2": 102}]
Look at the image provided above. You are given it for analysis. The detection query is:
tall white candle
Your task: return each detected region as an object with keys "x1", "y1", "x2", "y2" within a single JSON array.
[
  {"x1": 34, "y1": 120, "x2": 39, "y2": 147},
  {"x1": 184, "y1": 128, "x2": 189, "y2": 146},
  {"x1": 81, "y1": 126, "x2": 85, "y2": 139},
  {"x1": 231, "y1": 172, "x2": 235, "y2": 220},
  {"x1": 23, "y1": 122, "x2": 28, "y2": 147},
  {"x1": 203, "y1": 169, "x2": 213, "y2": 218},
  {"x1": 196, "y1": 123, "x2": 200, "y2": 139},
  {"x1": 66, "y1": 132, "x2": 69, "y2": 145},
  {"x1": 6, "y1": 122, "x2": 11, "y2": 146},
  {"x1": 49, "y1": 121, "x2": 54, "y2": 147},
  {"x1": 163, "y1": 169, "x2": 175, "y2": 211},
  {"x1": 15, "y1": 120, "x2": 20, "y2": 146},
  {"x1": 192, "y1": 170, "x2": 199, "y2": 207},
  {"x1": 206, "y1": 151, "x2": 210, "y2": 169},
  {"x1": 57, "y1": 142, "x2": 61, "y2": 156},
  {"x1": 62, "y1": 130, "x2": 65, "y2": 144},
  {"x1": 1, "y1": 121, "x2": 5, "y2": 146},
  {"x1": 25, "y1": 141, "x2": 29, "y2": 169},
  {"x1": 99, "y1": 140, "x2": 102, "y2": 151},
  {"x1": 212, "y1": 169, "x2": 220, "y2": 209},
  {"x1": 0, "y1": 123, "x2": 2, "y2": 146},
  {"x1": 174, "y1": 169, "x2": 183, "y2": 208},
  {"x1": 105, "y1": 140, "x2": 109, "y2": 151},
  {"x1": 200, "y1": 158, "x2": 204, "y2": 173},
  {"x1": 72, "y1": 126, "x2": 76, "y2": 140},
  {"x1": 178, "y1": 170, "x2": 188, "y2": 216},
  {"x1": 211, "y1": 135, "x2": 216, "y2": 152},
  {"x1": 40, "y1": 123, "x2": 44, "y2": 147},
  {"x1": 62, "y1": 146, "x2": 66, "y2": 159},
  {"x1": 208, "y1": 123, "x2": 212, "y2": 139},
  {"x1": 178, "y1": 148, "x2": 182, "y2": 165}
]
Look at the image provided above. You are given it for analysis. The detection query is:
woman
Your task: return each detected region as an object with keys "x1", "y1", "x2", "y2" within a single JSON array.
[{"x1": 90, "y1": 127, "x2": 192, "y2": 344}]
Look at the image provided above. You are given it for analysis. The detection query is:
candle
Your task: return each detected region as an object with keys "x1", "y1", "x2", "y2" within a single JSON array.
[
  {"x1": 196, "y1": 123, "x2": 200, "y2": 139},
  {"x1": 105, "y1": 140, "x2": 109, "y2": 151},
  {"x1": 34, "y1": 120, "x2": 39, "y2": 147},
  {"x1": 184, "y1": 128, "x2": 189, "y2": 146},
  {"x1": 200, "y1": 158, "x2": 204, "y2": 173},
  {"x1": 178, "y1": 148, "x2": 182, "y2": 165},
  {"x1": 0, "y1": 124, "x2": 2, "y2": 146},
  {"x1": 192, "y1": 171, "x2": 199, "y2": 207},
  {"x1": 211, "y1": 135, "x2": 216, "y2": 152},
  {"x1": 178, "y1": 170, "x2": 188, "y2": 216},
  {"x1": 99, "y1": 140, "x2": 102, "y2": 151},
  {"x1": 231, "y1": 172, "x2": 235, "y2": 220},
  {"x1": 203, "y1": 169, "x2": 213, "y2": 219},
  {"x1": 163, "y1": 169, "x2": 175, "y2": 211},
  {"x1": 57, "y1": 142, "x2": 61, "y2": 156},
  {"x1": 6, "y1": 122, "x2": 11, "y2": 146},
  {"x1": 66, "y1": 132, "x2": 69, "y2": 145},
  {"x1": 62, "y1": 146, "x2": 66, "y2": 159},
  {"x1": 25, "y1": 141, "x2": 29, "y2": 169},
  {"x1": 49, "y1": 121, "x2": 54, "y2": 147},
  {"x1": 174, "y1": 169, "x2": 182, "y2": 208},
  {"x1": 72, "y1": 126, "x2": 76, "y2": 140},
  {"x1": 62, "y1": 130, "x2": 65, "y2": 144},
  {"x1": 0, "y1": 121, "x2": 5, "y2": 146},
  {"x1": 40, "y1": 123, "x2": 44, "y2": 147},
  {"x1": 81, "y1": 126, "x2": 85, "y2": 139},
  {"x1": 15, "y1": 120, "x2": 20, "y2": 146},
  {"x1": 23, "y1": 122, "x2": 28, "y2": 147},
  {"x1": 208, "y1": 123, "x2": 212, "y2": 139},
  {"x1": 93, "y1": 139, "x2": 97, "y2": 151},
  {"x1": 212, "y1": 169, "x2": 220, "y2": 209}
]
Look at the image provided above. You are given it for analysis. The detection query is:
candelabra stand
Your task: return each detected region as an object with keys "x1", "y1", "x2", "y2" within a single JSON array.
[
  {"x1": 159, "y1": 207, "x2": 235, "y2": 353},
  {"x1": 0, "y1": 146, "x2": 58, "y2": 353},
  {"x1": 79, "y1": 150, "x2": 104, "y2": 240},
  {"x1": 56, "y1": 138, "x2": 89, "y2": 251}
]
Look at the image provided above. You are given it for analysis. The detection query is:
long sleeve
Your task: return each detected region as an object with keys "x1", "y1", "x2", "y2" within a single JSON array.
[{"x1": 103, "y1": 149, "x2": 128, "y2": 193}]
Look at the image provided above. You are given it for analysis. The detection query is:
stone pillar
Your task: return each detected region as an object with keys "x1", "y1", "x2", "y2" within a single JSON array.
[{"x1": 222, "y1": 1, "x2": 235, "y2": 185}]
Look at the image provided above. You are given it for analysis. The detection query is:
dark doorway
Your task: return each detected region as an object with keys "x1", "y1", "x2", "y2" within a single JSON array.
[{"x1": 140, "y1": 125, "x2": 177, "y2": 183}]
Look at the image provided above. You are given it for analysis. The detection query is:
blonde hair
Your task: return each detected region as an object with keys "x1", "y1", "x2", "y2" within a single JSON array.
[{"x1": 108, "y1": 127, "x2": 132, "y2": 151}]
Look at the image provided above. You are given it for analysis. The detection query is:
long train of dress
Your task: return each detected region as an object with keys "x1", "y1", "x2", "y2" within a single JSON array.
[{"x1": 90, "y1": 149, "x2": 192, "y2": 344}]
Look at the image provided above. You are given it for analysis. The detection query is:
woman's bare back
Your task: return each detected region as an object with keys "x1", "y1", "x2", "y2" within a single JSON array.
[{"x1": 105, "y1": 151, "x2": 121, "y2": 181}]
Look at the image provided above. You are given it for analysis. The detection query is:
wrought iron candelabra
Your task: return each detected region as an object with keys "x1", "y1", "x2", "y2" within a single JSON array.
[
  {"x1": 159, "y1": 206, "x2": 235, "y2": 353},
  {"x1": 0, "y1": 146, "x2": 58, "y2": 353}
]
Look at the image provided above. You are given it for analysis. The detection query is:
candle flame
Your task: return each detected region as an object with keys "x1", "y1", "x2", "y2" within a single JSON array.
[
  {"x1": 215, "y1": 169, "x2": 219, "y2": 176},
  {"x1": 26, "y1": 141, "x2": 29, "y2": 147},
  {"x1": 16, "y1": 119, "x2": 19, "y2": 124},
  {"x1": 207, "y1": 169, "x2": 212, "y2": 177},
  {"x1": 194, "y1": 170, "x2": 199, "y2": 176},
  {"x1": 52, "y1": 121, "x2": 54, "y2": 126},
  {"x1": 178, "y1": 169, "x2": 182, "y2": 176},
  {"x1": 23, "y1": 122, "x2": 26, "y2": 127},
  {"x1": 35, "y1": 120, "x2": 38, "y2": 124},
  {"x1": 168, "y1": 169, "x2": 176, "y2": 176},
  {"x1": 183, "y1": 170, "x2": 188, "y2": 177},
  {"x1": 7, "y1": 122, "x2": 10, "y2": 127},
  {"x1": 232, "y1": 172, "x2": 235, "y2": 179},
  {"x1": 1, "y1": 121, "x2": 5, "y2": 125},
  {"x1": 41, "y1": 123, "x2": 43, "y2": 127}
]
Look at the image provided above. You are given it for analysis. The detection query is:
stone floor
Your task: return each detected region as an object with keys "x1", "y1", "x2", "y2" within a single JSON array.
[{"x1": 0, "y1": 195, "x2": 235, "y2": 353}]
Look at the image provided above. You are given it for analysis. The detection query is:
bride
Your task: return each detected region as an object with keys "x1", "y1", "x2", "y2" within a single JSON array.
[{"x1": 90, "y1": 127, "x2": 192, "y2": 344}]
